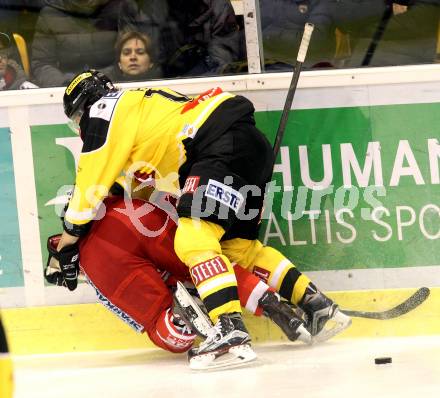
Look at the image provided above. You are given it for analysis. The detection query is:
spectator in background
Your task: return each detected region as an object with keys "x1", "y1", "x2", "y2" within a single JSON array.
[
  {"x1": 103, "y1": 31, "x2": 162, "y2": 82},
  {"x1": 259, "y1": 0, "x2": 440, "y2": 71},
  {"x1": 124, "y1": 0, "x2": 243, "y2": 78},
  {"x1": 259, "y1": 0, "x2": 337, "y2": 70},
  {"x1": 0, "y1": 1, "x2": 45, "y2": 43},
  {"x1": 334, "y1": 0, "x2": 440, "y2": 67},
  {"x1": 30, "y1": 0, "x2": 139, "y2": 87},
  {"x1": 0, "y1": 32, "x2": 38, "y2": 90}
]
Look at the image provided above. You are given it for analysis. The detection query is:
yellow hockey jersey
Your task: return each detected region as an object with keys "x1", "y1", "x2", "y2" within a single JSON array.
[{"x1": 65, "y1": 87, "x2": 235, "y2": 227}]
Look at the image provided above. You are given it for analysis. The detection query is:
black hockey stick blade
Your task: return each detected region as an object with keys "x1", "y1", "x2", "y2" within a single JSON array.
[{"x1": 341, "y1": 287, "x2": 430, "y2": 320}]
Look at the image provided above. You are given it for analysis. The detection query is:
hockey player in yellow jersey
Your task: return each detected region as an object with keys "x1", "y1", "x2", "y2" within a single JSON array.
[{"x1": 55, "y1": 70, "x2": 351, "y2": 369}]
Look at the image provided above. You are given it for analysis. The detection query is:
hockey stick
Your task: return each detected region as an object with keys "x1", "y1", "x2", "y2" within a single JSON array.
[
  {"x1": 361, "y1": 3, "x2": 393, "y2": 66},
  {"x1": 272, "y1": 22, "x2": 314, "y2": 159},
  {"x1": 341, "y1": 287, "x2": 430, "y2": 320},
  {"x1": 268, "y1": 23, "x2": 430, "y2": 322}
]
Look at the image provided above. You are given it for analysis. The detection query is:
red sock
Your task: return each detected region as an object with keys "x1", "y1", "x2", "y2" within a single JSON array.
[{"x1": 234, "y1": 264, "x2": 275, "y2": 316}]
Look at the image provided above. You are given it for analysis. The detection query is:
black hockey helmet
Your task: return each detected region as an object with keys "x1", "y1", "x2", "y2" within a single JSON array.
[{"x1": 63, "y1": 70, "x2": 116, "y2": 120}]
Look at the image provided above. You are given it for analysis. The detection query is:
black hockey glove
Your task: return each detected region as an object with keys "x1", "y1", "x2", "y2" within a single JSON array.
[
  {"x1": 45, "y1": 234, "x2": 80, "y2": 291},
  {"x1": 58, "y1": 244, "x2": 80, "y2": 291}
]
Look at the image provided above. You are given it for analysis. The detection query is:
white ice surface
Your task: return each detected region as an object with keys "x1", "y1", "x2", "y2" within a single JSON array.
[{"x1": 14, "y1": 336, "x2": 440, "y2": 398}]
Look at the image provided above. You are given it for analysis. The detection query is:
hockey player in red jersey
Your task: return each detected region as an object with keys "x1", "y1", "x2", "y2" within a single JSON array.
[{"x1": 46, "y1": 195, "x2": 312, "y2": 357}]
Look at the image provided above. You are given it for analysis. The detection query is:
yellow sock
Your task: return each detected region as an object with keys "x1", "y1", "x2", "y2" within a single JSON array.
[
  {"x1": 222, "y1": 238, "x2": 312, "y2": 304},
  {"x1": 175, "y1": 218, "x2": 241, "y2": 323}
]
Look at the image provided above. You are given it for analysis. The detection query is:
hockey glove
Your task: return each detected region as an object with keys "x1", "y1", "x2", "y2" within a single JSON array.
[
  {"x1": 45, "y1": 234, "x2": 80, "y2": 291},
  {"x1": 45, "y1": 234, "x2": 64, "y2": 286}
]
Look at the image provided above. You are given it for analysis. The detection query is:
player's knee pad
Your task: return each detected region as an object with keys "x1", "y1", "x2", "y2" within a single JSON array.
[
  {"x1": 152, "y1": 308, "x2": 196, "y2": 354},
  {"x1": 174, "y1": 217, "x2": 225, "y2": 264},
  {"x1": 221, "y1": 238, "x2": 263, "y2": 269}
]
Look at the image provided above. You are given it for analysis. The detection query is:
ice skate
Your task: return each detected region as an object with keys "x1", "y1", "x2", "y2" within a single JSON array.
[
  {"x1": 188, "y1": 312, "x2": 257, "y2": 370},
  {"x1": 299, "y1": 283, "x2": 352, "y2": 343},
  {"x1": 173, "y1": 281, "x2": 212, "y2": 338},
  {"x1": 259, "y1": 290, "x2": 311, "y2": 344}
]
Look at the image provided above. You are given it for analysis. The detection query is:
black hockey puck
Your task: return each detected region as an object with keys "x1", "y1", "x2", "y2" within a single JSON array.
[{"x1": 375, "y1": 357, "x2": 392, "y2": 365}]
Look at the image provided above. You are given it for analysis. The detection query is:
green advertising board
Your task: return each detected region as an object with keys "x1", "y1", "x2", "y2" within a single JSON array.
[
  {"x1": 31, "y1": 124, "x2": 77, "y2": 276},
  {"x1": 27, "y1": 102, "x2": 440, "y2": 281},
  {"x1": 256, "y1": 103, "x2": 440, "y2": 271}
]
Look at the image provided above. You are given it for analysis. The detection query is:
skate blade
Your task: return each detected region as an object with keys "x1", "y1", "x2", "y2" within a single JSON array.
[
  {"x1": 297, "y1": 324, "x2": 312, "y2": 345},
  {"x1": 189, "y1": 344, "x2": 257, "y2": 371},
  {"x1": 175, "y1": 281, "x2": 212, "y2": 338},
  {"x1": 312, "y1": 310, "x2": 352, "y2": 344}
]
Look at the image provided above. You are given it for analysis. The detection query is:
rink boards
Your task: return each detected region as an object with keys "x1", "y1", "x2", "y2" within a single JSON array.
[
  {"x1": 0, "y1": 66, "x2": 439, "y2": 354},
  {"x1": 2, "y1": 287, "x2": 440, "y2": 355}
]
